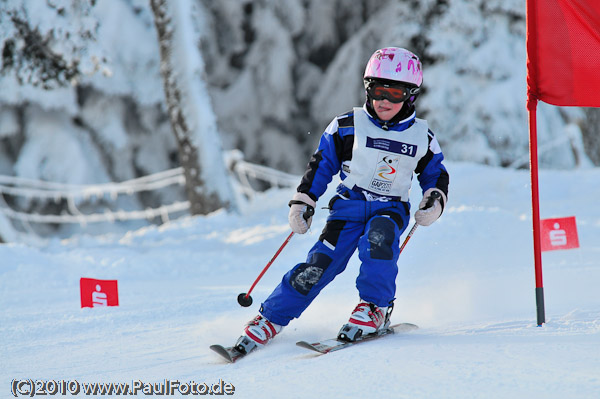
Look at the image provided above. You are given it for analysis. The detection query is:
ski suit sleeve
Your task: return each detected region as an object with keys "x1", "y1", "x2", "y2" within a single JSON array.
[
  {"x1": 415, "y1": 129, "x2": 449, "y2": 207},
  {"x1": 296, "y1": 116, "x2": 347, "y2": 202}
]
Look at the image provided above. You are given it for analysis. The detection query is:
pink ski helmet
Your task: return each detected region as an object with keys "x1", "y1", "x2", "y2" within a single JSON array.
[{"x1": 364, "y1": 47, "x2": 423, "y2": 87}]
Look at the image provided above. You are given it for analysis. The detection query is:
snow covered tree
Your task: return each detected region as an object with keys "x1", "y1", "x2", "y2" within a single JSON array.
[
  {"x1": 1, "y1": 0, "x2": 599, "y2": 243},
  {"x1": 150, "y1": 0, "x2": 237, "y2": 215},
  {"x1": 0, "y1": 0, "x2": 106, "y2": 90},
  {"x1": 0, "y1": 0, "x2": 186, "y2": 241},
  {"x1": 582, "y1": 108, "x2": 600, "y2": 165},
  {"x1": 199, "y1": 0, "x2": 597, "y2": 170}
]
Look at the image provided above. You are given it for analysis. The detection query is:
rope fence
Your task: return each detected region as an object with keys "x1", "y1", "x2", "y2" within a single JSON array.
[{"x1": 0, "y1": 151, "x2": 299, "y2": 230}]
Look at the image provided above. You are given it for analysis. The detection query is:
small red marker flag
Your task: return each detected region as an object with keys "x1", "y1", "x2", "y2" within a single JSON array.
[
  {"x1": 80, "y1": 278, "x2": 119, "y2": 308},
  {"x1": 540, "y1": 216, "x2": 580, "y2": 252}
]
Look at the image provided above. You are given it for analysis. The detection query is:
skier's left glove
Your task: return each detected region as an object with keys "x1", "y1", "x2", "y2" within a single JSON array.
[
  {"x1": 288, "y1": 192, "x2": 316, "y2": 234},
  {"x1": 415, "y1": 188, "x2": 446, "y2": 226}
]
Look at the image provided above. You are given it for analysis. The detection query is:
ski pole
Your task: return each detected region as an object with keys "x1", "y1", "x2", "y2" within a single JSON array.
[
  {"x1": 399, "y1": 190, "x2": 441, "y2": 255},
  {"x1": 399, "y1": 222, "x2": 418, "y2": 255},
  {"x1": 237, "y1": 205, "x2": 314, "y2": 307}
]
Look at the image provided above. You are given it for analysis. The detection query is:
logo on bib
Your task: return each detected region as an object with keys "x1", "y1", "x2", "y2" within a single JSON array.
[{"x1": 369, "y1": 153, "x2": 399, "y2": 193}]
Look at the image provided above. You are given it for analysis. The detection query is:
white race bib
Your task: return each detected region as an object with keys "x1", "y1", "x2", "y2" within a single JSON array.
[{"x1": 342, "y1": 108, "x2": 428, "y2": 200}]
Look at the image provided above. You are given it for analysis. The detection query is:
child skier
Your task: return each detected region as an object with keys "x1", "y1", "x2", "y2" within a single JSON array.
[{"x1": 236, "y1": 47, "x2": 449, "y2": 353}]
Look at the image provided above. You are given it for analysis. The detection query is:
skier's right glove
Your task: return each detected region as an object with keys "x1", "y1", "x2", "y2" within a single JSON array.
[{"x1": 288, "y1": 192, "x2": 316, "y2": 234}]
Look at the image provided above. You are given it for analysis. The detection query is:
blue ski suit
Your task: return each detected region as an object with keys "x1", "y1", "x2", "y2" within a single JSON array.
[{"x1": 260, "y1": 104, "x2": 449, "y2": 327}]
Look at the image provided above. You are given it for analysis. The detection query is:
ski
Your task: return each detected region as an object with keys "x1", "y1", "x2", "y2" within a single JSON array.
[
  {"x1": 211, "y1": 323, "x2": 418, "y2": 362},
  {"x1": 210, "y1": 335, "x2": 257, "y2": 363},
  {"x1": 296, "y1": 322, "x2": 418, "y2": 355},
  {"x1": 209, "y1": 344, "x2": 251, "y2": 363}
]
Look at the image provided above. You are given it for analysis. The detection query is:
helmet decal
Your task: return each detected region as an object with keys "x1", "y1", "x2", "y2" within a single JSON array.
[{"x1": 364, "y1": 47, "x2": 423, "y2": 88}]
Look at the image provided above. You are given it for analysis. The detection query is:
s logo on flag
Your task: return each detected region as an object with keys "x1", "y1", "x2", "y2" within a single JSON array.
[
  {"x1": 540, "y1": 216, "x2": 579, "y2": 252},
  {"x1": 80, "y1": 278, "x2": 119, "y2": 308}
]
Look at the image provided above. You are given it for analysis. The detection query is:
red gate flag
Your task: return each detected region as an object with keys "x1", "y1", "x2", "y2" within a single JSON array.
[
  {"x1": 540, "y1": 216, "x2": 580, "y2": 251},
  {"x1": 80, "y1": 278, "x2": 119, "y2": 308},
  {"x1": 526, "y1": 0, "x2": 600, "y2": 326},
  {"x1": 527, "y1": 0, "x2": 600, "y2": 107}
]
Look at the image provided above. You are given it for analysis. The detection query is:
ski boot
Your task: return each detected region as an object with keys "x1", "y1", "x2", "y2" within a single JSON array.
[
  {"x1": 235, "y1": 315, "x2": 282, "y2": 354},
  {"x1": 338, "y1": 301, "x2": 393, "y2": 342}
]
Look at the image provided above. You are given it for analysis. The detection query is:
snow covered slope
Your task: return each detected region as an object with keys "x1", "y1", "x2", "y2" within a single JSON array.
[{"x1": 1, "y1": 162, "x2": 599, "y2": 398}]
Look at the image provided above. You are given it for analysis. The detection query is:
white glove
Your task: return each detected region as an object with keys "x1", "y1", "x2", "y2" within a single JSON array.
[
  {"x1": 288, "y1": 192, "x2": 316, "y2": 234},
  {"x1": 415, "y1": 188, "x2": 446, "y2": 227}
]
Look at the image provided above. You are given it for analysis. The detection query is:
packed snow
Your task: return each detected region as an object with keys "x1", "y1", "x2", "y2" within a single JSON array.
[
  {"x1": 2, "y1": 162, "x2": 599, "y2": 398},
  {"x1": 2, "y1": 1, "x2": 599, "y2": 397}
]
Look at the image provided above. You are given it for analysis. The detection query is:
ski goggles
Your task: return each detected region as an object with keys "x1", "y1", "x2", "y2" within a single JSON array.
[{"x1": 365, "y1": 80, "x2": 419, "y2": 103}]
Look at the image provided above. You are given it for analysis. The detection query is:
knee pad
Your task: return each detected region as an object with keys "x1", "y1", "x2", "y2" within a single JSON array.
[
  {"x1": 289, "y1": 253, "x2": 332, "y2": 295},
  {"x1": 365, "y1": 216, "x2": 396, "y2": 260}
]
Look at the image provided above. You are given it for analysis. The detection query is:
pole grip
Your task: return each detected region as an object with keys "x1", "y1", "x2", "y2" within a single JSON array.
[
  {"x1": 422, "y1": 190, "x2": 442, "y2": 210},
  {"x1": 303, "y1": 205, "x2": 314, "y2": 220}
]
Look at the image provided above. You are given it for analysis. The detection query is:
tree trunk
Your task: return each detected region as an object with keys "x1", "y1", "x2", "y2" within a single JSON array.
[
  {"x1": 582, "y1": 108, "x2": 600, "y2": 166},
  {"x1": 150, "y1": 0, "x2": 237, "y2": 215}
]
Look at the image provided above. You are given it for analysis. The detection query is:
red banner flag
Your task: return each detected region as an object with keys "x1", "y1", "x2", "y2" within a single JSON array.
[
  {"x1": 540, "y1": 216, "x2": 580, "y2": 252},
  {"x1": 80, "y1": 278, "x2": 119, "y2": 308},
  {"x1": 526, "y1": 0, "x2": 600, "y2": 326},
  {"x1": 527, "y1": 0, "x2": 600, "y2": 107}
]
